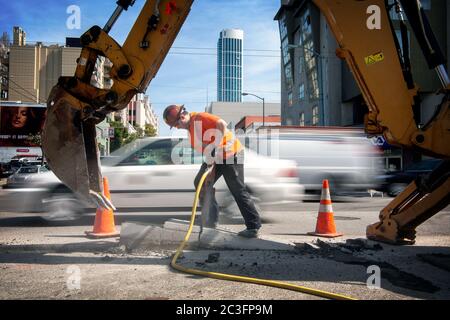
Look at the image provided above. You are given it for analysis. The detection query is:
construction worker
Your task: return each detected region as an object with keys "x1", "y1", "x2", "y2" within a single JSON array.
[{"x1": 163, "y1": 104, "x2": 262, "y2": 238}]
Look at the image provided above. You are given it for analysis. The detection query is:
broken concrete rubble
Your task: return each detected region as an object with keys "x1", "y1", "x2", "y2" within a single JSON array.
[{"x1": 119, "y1": 219, "x2": 296, "y2": 252}]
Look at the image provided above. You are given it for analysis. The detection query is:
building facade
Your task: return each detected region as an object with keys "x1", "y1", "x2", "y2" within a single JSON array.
[
  {"x1": 7, "y1": 40, "x2": 113, "y2": 103},
  {"x1": 8, "y1": 43, "x2": 81, "y2": 103},
  {"x1": 206, "y1": 101, "x2": 280, "y2": 129},
  {"x1": 235, "y1": 115, "x2": 281, "y2": 133},
  {"x1": 0, "y1": 33, "x2": 9, "y2": 101},
  {"x1": 6, "y1": 37, "x2": 115, "y2": 156},
  {"x1": 13, "y1": 27, "x2": 26, "y2": 46},
  {"x1": 217, "y1": 29, "x2": 244, "y2": 102},
  {"x1": 275, "y1": 0, "x2": 346, "y2": 128},
  {"x1": 115, "y1": 93, "x2": 159, "y2": 136},
  {"x1": 274, "y1": 0, "x2": 449, "y2": 170}
]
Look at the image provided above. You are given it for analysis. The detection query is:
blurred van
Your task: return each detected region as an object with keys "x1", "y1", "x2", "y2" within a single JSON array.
[{"x1": 241, "y1": 127, "x2": 383, "y2": 197}]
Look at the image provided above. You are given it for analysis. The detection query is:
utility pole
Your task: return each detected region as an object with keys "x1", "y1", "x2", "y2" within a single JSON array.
[{"x1": 242, "y1": 92, "x2": 266, "y2": 127}]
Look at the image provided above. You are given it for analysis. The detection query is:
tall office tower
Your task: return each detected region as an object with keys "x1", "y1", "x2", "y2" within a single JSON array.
[
  {"x1": 217, "y1": 29, "x2": 243, "y2": 102},
  {"x1": 13, "y1": 26, "x2": 26, "y2": 46}
]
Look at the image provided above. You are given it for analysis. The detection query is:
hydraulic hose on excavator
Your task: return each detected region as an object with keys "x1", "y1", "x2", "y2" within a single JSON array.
[{"x1": 170, "y1": 166, "x2": 357, "y2": 301}]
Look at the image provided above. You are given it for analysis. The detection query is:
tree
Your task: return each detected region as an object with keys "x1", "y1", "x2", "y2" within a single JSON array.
[
  {"x1": 134, "y1": 125, "x2": 144, "y2": 138},
  {"x1": 109, "y1": 120, "x2": 140, "y2": 152},
  {"x1": 109, "y1": 121, "x2": 125, "y2": 152},
  {"x1": 27, "y1": 133, "x2": 44, "y2": 164},
  {"x1": 124, "y1": 132, "x2": 139, "y2": 145},
  {"x1": 144, "y1": 123, "x2": 157, "y2": 137}
]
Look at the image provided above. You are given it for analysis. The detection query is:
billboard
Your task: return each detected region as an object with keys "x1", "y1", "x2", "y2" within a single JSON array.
[{"x1": 0, "y1": 105, "x2": 46, "y2": 147}]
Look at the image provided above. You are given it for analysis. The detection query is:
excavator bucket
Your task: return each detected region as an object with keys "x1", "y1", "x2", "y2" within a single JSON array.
[{"x1": 42, "y1": 85, "x2": 115, "y2": 210}]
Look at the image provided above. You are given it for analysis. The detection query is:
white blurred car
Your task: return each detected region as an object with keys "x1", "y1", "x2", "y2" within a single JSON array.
[
  {"x1": 4, "y1": 165, "x2": 50, "y2": 188},
  {"x1": 0, "y1": 137, "x2": 304, "y2": 221}
]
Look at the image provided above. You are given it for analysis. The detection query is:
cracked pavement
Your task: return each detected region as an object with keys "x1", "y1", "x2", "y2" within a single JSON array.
[{"x1": 0, "y1": 198, "x2": 449, "y2": 300}]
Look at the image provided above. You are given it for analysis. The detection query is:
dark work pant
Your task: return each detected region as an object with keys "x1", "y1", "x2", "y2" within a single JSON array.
[{"x1": 194, "y1": 154, "x2": 262, "y2": 230}]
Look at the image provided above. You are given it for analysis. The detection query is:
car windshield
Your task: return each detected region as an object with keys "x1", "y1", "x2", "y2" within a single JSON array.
[
  {"x1": 102, "y1": 138, "x2": 162, "y2": 166},
  {"x1": 102, "y1": 137, "x2": 202, "y2": 166},
  {"x1": 18, "y1": 166, "x2": 39, "y2": 174},
  {"x1": 118, "y1": 139, "x2": 175, "y2": 166}
]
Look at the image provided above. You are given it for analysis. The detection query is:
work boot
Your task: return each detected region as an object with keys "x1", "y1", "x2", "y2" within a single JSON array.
[{"x1": 237, "y1": 228, "x2": 259, "y2": 239}]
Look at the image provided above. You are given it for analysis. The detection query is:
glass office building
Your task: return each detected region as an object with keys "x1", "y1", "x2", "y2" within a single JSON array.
[{"x1": 217, "y1": 29, "x2": 243, "y2": 102}]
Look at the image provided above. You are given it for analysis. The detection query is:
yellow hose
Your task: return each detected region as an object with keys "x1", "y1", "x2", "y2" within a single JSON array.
[{"x1": 170, "y1": 167, "x2": 357, "y2": 300}]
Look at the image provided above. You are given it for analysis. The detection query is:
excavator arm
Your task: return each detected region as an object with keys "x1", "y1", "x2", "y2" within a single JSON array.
[
  {"x1": 313, "y1": 0, "x2": 450, "y2": 244},
  {"x1": 42, "y1": 0, "x2": 193, "y2": 209}
]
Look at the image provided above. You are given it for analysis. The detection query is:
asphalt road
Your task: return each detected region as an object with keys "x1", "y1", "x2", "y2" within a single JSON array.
[{"x1": 0, "y1": 197, "x2": 449, "y2": 300}]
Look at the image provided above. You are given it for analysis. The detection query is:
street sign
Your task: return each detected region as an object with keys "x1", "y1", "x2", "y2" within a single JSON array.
[{"x1": 371, "y1": 136, "x2": 385, "y2": 146}]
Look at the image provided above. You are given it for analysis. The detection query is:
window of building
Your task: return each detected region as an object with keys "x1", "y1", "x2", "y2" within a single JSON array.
[
  {"x1": 395, "y1": 29, "x2": 410, "y2": 59},
  {"x1": 388, "y1": 0, "x2": 401, "y2": 20},
  {"x1": 299, "y1": 112, "x2": 305, "y2": 126},
  {"x1": 294, "y1": 28, "x2": 305, "y2": 77},
  {"x1": 312, "y1": 106, "x2": 319, "y2": 126},
  {"x1": 306, "y1": 52, "x2": 316, "y2": 70},
  {"x1": 388, "y1": 0, "x2": 430, "y2": 21},
  {"x1": 279, "y1": 14, "x2": 293, "y2": 92},
  {"x1": 300, "y1": 10, "x2": 320, "y2": 102},
  {"x1": 309, "y1": 69, "x2": 320, "y2": 100},
  {"x1": 299, "y1": 84, "x2": 305, "y2": 100},
  {"x1": 282, "y1": 37, "x2": 290, "y2": 66},
  {"x1": 298, "y1": 55, "x2": 304, "y2": 75},
  {"x1": 288, "y1": 91, "x2": 293, "y2": 107},
  {"x1": 281, "y1": 37, "x2": 293, "y2": 91},
  {"x1": 279, "y1": 17, "x2": 288, "y2": 40},
  {"x1": 284, "y1": 63, "x2": 293, "y2": 90},
  {"x1": 421, "y1": 0, "x2": 431, "y2": 10},
  {"x1": 302, "y1": 10, "x2": 312, "y2": 36}
]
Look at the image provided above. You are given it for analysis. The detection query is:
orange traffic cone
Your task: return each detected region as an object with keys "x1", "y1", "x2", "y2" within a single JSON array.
[
  {"x1": 85, "y1": 177, "x2": 120, "y2": 239},
  {"x1": 308, "y1": 179, "x2": 343, "y2": 238}
]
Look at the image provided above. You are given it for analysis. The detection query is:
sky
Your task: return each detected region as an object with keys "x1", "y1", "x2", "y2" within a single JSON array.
[{"x1": 0, "y1": 0, "x2": 282, "y2": 136}]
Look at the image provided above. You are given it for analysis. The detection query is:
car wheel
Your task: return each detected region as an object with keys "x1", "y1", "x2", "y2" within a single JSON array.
[
  {"x1": 387, "y1": 183, "x2": 408, "y2": 197},
  {"x1": 41, "y1": 189, "x2": 84, "y2": 222}
]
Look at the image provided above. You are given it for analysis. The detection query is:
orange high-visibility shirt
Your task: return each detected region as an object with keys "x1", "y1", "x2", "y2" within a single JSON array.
[{"x1": 188, "y1": 112, "x2": 243, "y2": 160}]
